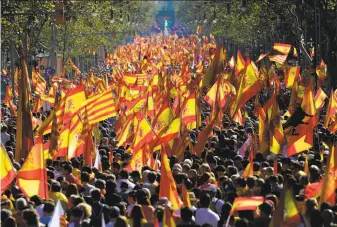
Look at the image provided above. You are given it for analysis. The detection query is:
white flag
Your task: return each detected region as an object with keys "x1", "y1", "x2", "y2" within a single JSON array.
[
  {"x1": 94, "y1": 148, "x2": 101, "y2": 169},
  {"x1": 48, "y1": 200, "x2": 64, "y2": 227}
]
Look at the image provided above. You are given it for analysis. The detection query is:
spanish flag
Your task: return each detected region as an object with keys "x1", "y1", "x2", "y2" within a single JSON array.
[
  {"x1": 116, "y1": 114, "x2": 137, "y2": 147},
  {"x1": 235, "y1": 49, "x2": 246, "y2": 75},
  {"x1": 269, "y1": 183, "x2": 303, "y2": 227},
  {"x1": 152, "y1": 101, "x2": 174, "y2": 134},
  {"x1": 146, "y1": 86, "x2": 155, "y2": 117},
  {"x1": 314, "y1": 87, "x2": 327, "y2": 110},
  {"x1": 324, "y1": 90, "x2": 337, "y2": 128},
  {"x1": 319, "y1": 144, "x2": 336, "y2": 206},
  {"x1": 132, "y1": 112, "x2": 156, "y2": 153},
  {"x1": 15, "y1": 55, "x2": 34, "y2": 162},
  {"x1": 125, "y1": 95, "x2": 147, "y2": 115},
  {"x1": 17, "y1": 137, "x2": 49, "y2": 199},
  {"x1": 202, "y1": 43, "x2": 225, "y2": 87},
  {"x1": 269, "y1": 93, "x2": 284, "y2": 155},
  {"x1": 273, "y1": 43, "x2": 291, "y2": 55},
  {"x1": 285, "y1": 66, "x2": 300, "y2": 88},
  {"x1": 1, "y1": 144, "x2": 16, "y2": 194},
  {"x1": 230, "y1": 197, "x2": 264, "y2": 216},
  {"x1": 159, "y1": 145, "x2": 183, "y2": 211},
  {"x1": 181, "y1": 92, "x2": 196, "y2": 126},
  {"x1": 63, "y1": 85, "x2": 86, "y2": 125},
  {"x1": 159, "y1": 118, "x2": 181, "y2": 144},
  {"x1": 68, "y1": 114, "x2": 85, "y2": 159},
  {"x1": 316, "y1": 59, "x2": 327, "y2": 81},
  {"x1": 233, "y1": 62, "x2": 261, "y2": 117}
]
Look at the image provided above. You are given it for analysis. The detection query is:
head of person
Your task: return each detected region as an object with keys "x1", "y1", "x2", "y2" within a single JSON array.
[
  {"x1": 109, "y1": 206, "x2": 120, "y2": 221},
  {"x1": 51, "y1": 182, "x2": 62, "y2": 193},
  {"x1": 91, "y1": 189, "x2": 102, "y2": 203},
  {"x1": 130, "y1": 204, "x2": 145, "y2": 227},
  {"x1": 3, "y1": 217, "x2": 16, "y2": 227},
  {"x1": 235, "y1": 218, "x2": 249, "y2": 227},
  {"x1": 22, "y1": 209, "x2": 40, "y2": 226},
  {"x1": 81, "y1": 172, "x2": 90, "y2": 184},
  {"x1": 15, "y1": 198, "x2": 28, "y2": 211},
  {"x1": 258, "y1": 202, "x2": 272, "y2": 217},
  {"x1": 66, "y1": 183, "x2": 79, "y2": 197},
  {"x1": 180, "y1": 206, "x2": 194, "y2": 223},
  {"x1": 199, "y1": 192, "x2": 211, "y2": 208},
  {"x1": 30, "y1": 195, "x2": 42, "y2": 207},
  {"x1": 70, "y1": 206, "x2": 84, "y2": 222},
  {"x1": 43, "y1": 202, "x2": 55, "y2": 217}
]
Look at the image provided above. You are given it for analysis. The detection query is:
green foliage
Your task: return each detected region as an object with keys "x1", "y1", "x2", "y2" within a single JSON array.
[{"x1": 1, "y1": 0, "x2": 159, "y2": 59}]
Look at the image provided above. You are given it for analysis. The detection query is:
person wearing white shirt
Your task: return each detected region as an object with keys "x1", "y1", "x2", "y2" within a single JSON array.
[
  {"x1": 195, "y1": 193, "x2": 220, "y2": 227},
  {"x1": 1, "y1": 125, "x2": 10, "y2": 145}
]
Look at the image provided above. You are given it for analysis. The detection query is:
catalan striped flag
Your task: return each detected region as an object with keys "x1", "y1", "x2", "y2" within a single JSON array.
[
  {"x1": 273, "y1": 43, "x2": 291, "y2": 55},
  {"x1": 32, "y1": 69, "x2": 46, "y2": 95},
  {"x1": 268, "y1": 55, "x2": 287, "y2": 65},
  {"x1": 79, "y1": 89, "x2": 116, "y2": 125},
  {"x1": 0, "y1": 143, "x2": 16, "y2": 194}
]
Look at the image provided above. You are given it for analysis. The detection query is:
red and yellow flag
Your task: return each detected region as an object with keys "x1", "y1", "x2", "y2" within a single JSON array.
[
  {"x1": 284, "y1": 66, "x2": 300, "y2": 88},
  {"x1": 273, "y1": 43, "x2": 291, "y2": 55},
  {"x1": 268, "y1": 93, "x2": 284, "y2": 155},
  {"x1": 319, "y1": 144, "x2": 336, "y2": 205},
  {"x1": 233, "y1": 62, "x2": 261, "y2": 118},
  {"x1": 32, "y1": 69, "x2": 46, "y2": 95},
  {"x1": 159, "y1": 145, "x2": 183, "y2": 211},
  {"x1": 230, "y1": 197, "x2": 264, "y2": 216},
  {"x1": 269, "y1": 183, "x2": 303, "y2": 227},
  {"x1": 258, "y1": 107, "x2": 269, "y2": 153},
  {"x1": 80, "y1": 89, "x2": 116, "y2": 125},
  {"x1": 181, "y1": 180, "x2": 191, "y2": 207},
  {"x1": 17, "y1": 137, "x2": 49, "y2": 199},
  {"x1": 324, "y1": 90, "x2": 337, "y2": 128},
  {"x1": 15, "y1": 56, "x2": 34, "y2": 162},
  {"x1": 181, "y1": 92, "x2": 196, "y2": 126},
  {"x1": 235, "y1": 49, "x2": 245, "y2": 75},
  {"x1": 159, "y1": 118, "x2": 181, "y2": 144},
  {"x1": 268, "y1": 55, "x2": 287, "y2": 65},
  {"x1": 241, "y1": 152, "x2": 254, "y2": 179},
  {"x1": 1, "y1": 144, "x2": 16, "y2": 194},
  {"x1": 316, "y1": 59, "x2": 327, "y2": 81},
  {"x1": 132, "y1": 112, "x2": 156, "y2": 152},
  {"x1": 314, "y1": 87, "x2": 328, "y2": 110},
  {"x1": 63, "y1": 85, "x2": 86, "y2": 125}
]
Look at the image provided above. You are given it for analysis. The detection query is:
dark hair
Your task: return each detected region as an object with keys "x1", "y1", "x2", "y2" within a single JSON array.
[
  {"x1": 22, "y1": 209, "x2": 39, "y2": 226},
  {"x1": 1, "y1": 209, "x2": 12, "y2": 222},
  {"x1": 181, "y1": 206, "x2": 193, "y2": 222},
  {"x1": 63, "y1": 164, "x2": 73, "y2": 174},
  {"x1": 43, "y1": 201, "x2": 55, "y2": 214},
  {"x1": 71, "y1": 206, "x2": 84, "y2": 219},
  {"x1": 130, "y1": 205, "x2": 144, "y2": 227},
  {"x1": 81, "y1": 172, "x2": 90, "y2": 182},
  {"x1": 119, "y1": 169, "x2": 129, "y2": 179},
  {"x1": 66, "y1": 183, "x2": 79, "y2": 197},
  {"x1": 3, "y1": 217, "x2": 16, "y2": 227},
  {"x1": 106, "y1": 180, "x2": 118, "y2": 193},
  {"x1": 51, "y1": 183, "x2": 61, "y2": 192},
  {"x1": 91, "y1": 189, "x2": 101, "y2": 202},
  {"x1": 30, "y1": 195, "x2": 42, "y2": 206},
  {"x1": 199, "y1": 192, "x2": 211, "y2": 208},
  {"x1": 95, "y1": 179, "x2": 106, "y2": 190},
  {"x1": 235, "y1": 218, "x2": 249, "y2": 227},
  {"x1": 147, "y1": 172, "x2": 157, "y2": 183}
]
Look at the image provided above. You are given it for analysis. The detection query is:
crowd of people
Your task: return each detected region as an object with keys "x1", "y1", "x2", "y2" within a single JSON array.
[{"x1": 1, "y1": 32, "x2": 337, "y2": 227}]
